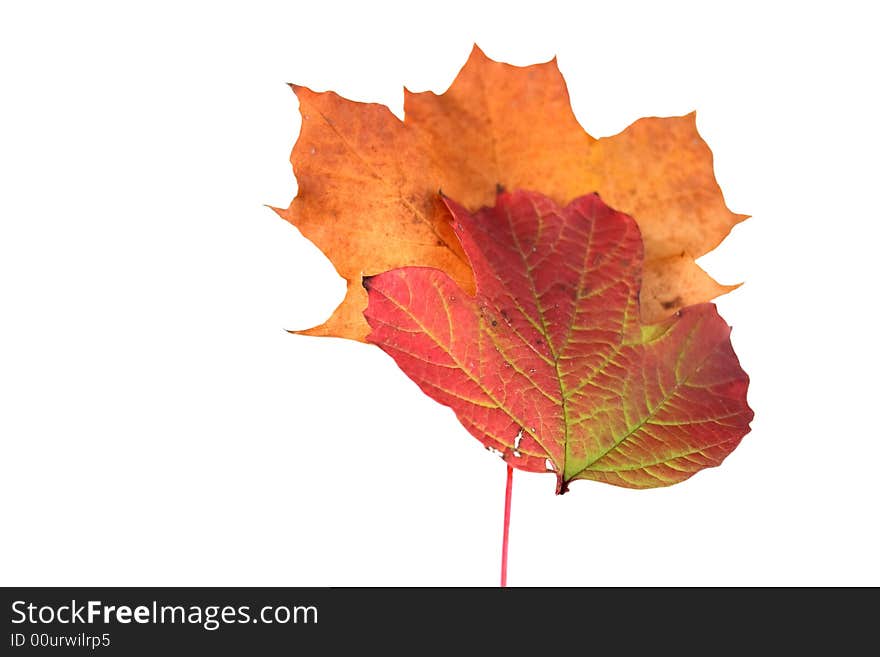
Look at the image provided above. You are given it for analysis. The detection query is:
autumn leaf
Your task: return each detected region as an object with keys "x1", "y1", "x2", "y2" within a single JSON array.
[
  {"x1": 278, "y1": 45, "x2": 744, "y2": 341},
  {"x1": 363, "y1": 191, "x2": 752, "y2": 492}
]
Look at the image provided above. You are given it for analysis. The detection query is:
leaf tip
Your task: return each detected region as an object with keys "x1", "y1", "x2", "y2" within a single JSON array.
[
  {"x1": 288, "y1": 83, "x2": 316, "y2": 100},
  {"x1": 265, "y1": 203, "x2": 286, "y2": 218},
  {"x1": 470, "y1": 43, "x2": 487, "y2": 59}
]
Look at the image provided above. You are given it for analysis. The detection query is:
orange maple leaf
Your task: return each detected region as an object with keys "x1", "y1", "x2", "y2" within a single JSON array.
[{"x1": 277, "y1": 45, "x2": 745, "y2": 341}]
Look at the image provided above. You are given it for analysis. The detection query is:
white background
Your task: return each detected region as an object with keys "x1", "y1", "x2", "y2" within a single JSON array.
[{"x1": 2, "y1": 0, "x2": 878, "y2": 586}]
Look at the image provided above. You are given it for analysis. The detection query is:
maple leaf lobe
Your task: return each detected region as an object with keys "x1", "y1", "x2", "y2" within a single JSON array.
[{"x1": 364, "y1": 190, "x2": 752, "y2": 492}]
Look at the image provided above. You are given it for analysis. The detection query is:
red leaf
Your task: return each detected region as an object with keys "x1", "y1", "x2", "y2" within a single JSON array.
[{"x1": 364, "y1": 191, "x2": 752, "y2": 492}]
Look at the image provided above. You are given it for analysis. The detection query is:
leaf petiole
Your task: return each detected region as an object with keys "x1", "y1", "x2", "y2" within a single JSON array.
[{"x1": 501, "y1": 464, "x2": 513, "y2": 587}]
